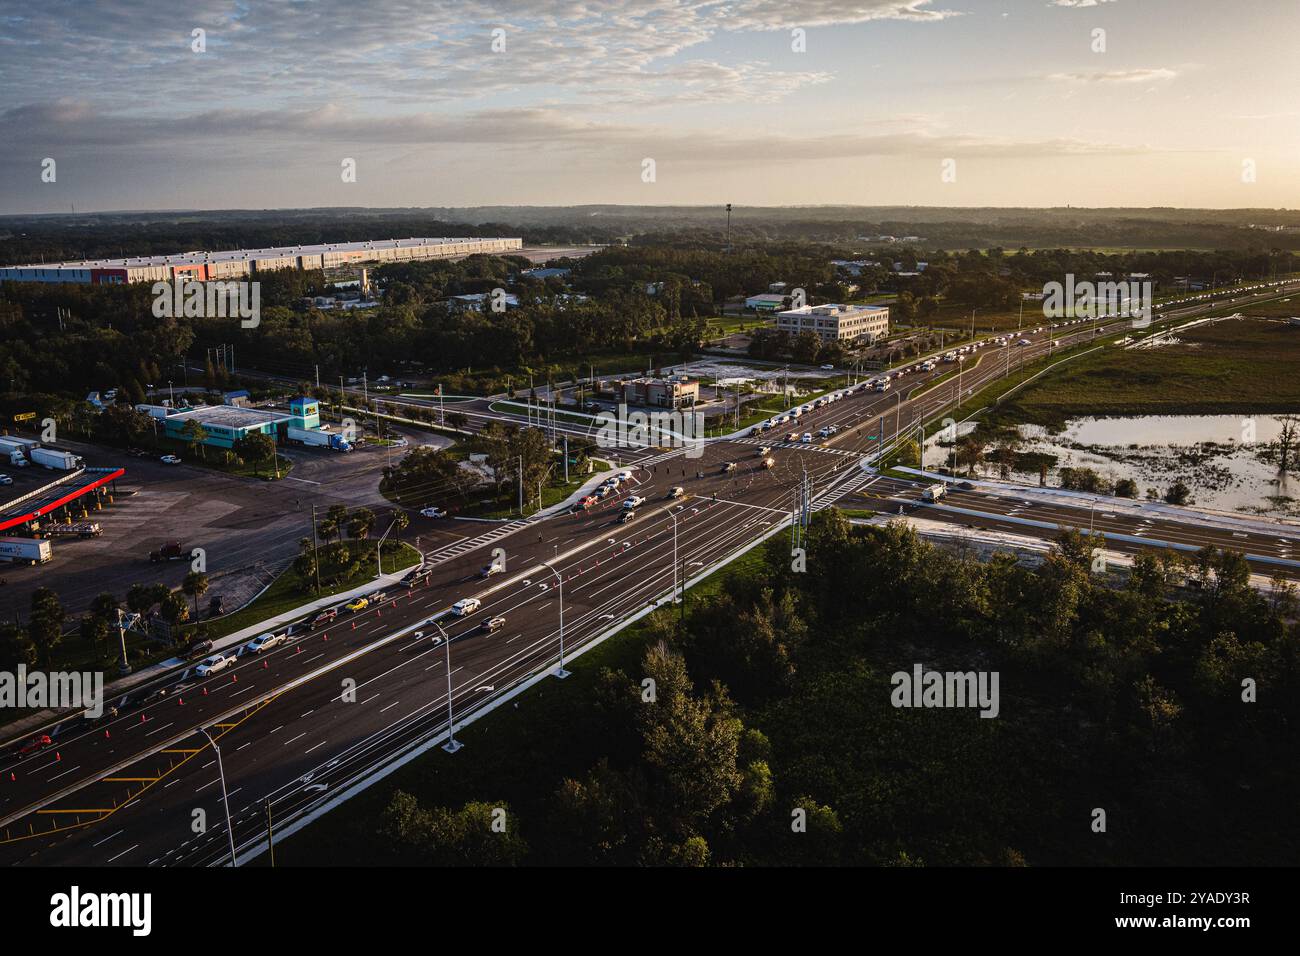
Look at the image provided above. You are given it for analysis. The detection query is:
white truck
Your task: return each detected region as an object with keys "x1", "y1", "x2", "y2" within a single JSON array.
[
  {"x1": 0, "y1": 537, "x2": 52, "y2": 565},
  {"x1": 922, "y1": 483, "x2": 947, "y2": 503},
  {"x1": 30, "y1": 448, "x2": 83, "y2": 470}
]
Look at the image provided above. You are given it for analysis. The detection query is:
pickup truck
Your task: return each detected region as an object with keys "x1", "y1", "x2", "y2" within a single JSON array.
[
  {"x1": 245, "y1": 632, "x2": 287, "y2": 654},
  {"x1": 195, "y1": 653, "x2": 235, "y2": 678},
  {"x1": 310, "y1": 608, "x2": 338, "y2": 629},
  {"x1": 149, "y1": 541, "x2": 187, "y2": 563}
]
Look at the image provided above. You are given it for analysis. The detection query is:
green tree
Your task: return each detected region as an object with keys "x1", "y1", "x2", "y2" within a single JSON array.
[
  {"x1": 179, "y1": 418, "x2": 209, "y2": 460},
  {"x1": 28, "y1": 588, "x2": 66, "y2": 668},
  {"x1": 181, "y1": 570, "x2": 210, "y2": 620}
]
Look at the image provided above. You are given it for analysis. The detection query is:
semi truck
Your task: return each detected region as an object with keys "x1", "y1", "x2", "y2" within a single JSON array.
[
  {"x1": 0, "y1": 537, "x2": 52, "y2": 565},
  {"x1": 286, "y1": 426, "x2": 352, "y2": 452},
  {"x1": 30, "y1": 448, "x2": 84, "y2": 470},
  {"x1": 45, "y1": 522, "x2": 102, "y2": 539}
]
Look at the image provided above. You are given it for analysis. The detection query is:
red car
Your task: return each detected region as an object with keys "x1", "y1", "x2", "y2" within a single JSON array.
[
  {"x1": 310, "y1": 609, "x2": 338, "y2": 629},
  {"x1": 18, "y1": 734, "x2": 52, "y2": 757}
]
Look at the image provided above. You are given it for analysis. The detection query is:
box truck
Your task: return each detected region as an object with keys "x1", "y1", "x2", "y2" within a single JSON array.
[
  {"x1": 921, "y1": 483, "x2": 947, "y2": 503},
  {"x1": 0, "y1": 537, "x2": 52, "y2": 565},
  {"x1": 30, "y1": 448, "x2": 83, "y2": 470},
  {"x1": 286, "y1": 426, "x2": 352, "y2": 452}
]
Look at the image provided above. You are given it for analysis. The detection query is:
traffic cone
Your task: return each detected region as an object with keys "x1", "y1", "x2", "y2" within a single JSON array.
[
  {"x1": 296, "y1": 645, "x2": 301, "y2": 654},
  {"x1": 104, "y1": 729, "x2": 110, "y2": 739},
  {"x1": 140, "y1": 713, "x2": 148, "y2": 724},
  {"x1": 177, "y1": 697, "x2": 184, "y2": 705},
  {"x1": 231, "y1": 673, "x2": 237, "y2": 683},
  {"x1": 55, "y1": 752, "x2": 61, "y2": 761},
  {"x1": 9, "y1": 772, "x2": 14, "y2": 782},
  {"x1": 323, "y1": 633, "x2": 329, "y2": 641},
  {"x1": 202, "y1": 686, "x2": 208, "y2": 696},
  {"x1": 262, "y1": 659, "x2": 268, "y2": 669}
]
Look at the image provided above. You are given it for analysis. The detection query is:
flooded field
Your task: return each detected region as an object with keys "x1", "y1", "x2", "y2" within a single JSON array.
[{"x1": 1009, "y1": 414, "x2": 1299, "y2": 515}]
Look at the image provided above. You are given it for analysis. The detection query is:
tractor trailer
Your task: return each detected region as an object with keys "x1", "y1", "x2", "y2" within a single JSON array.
[
  {"x1": 0, "y1": 537, "x2": 52, "y2": 565},
  {"x1": 286, "y1": 426, "x2": 352, "y2": 452},
  {"x1": 30, "y1": 448, "x2": 84, "y2": 470}
]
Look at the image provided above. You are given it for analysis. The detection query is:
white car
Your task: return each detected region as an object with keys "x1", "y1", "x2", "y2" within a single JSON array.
[
  {"x1": 616, "y1": 470, "x2": 634, "y2": 482},
  {"x1": 195, "y1": 653, "x2": 234, "y2": 678},
  {"x1": 0, "y1": 475, "x2": 11, "y2": 485},
  {"x1": 245, "y1": 632, "x2": 286, "y2": 654},
  {"x1": 623, "y1": 495, "x2": 645, "y2": 510},
  {"x1": 801, "y1": 433, "x2": 813, "y2": 443},
  {"x1": 820, "y1": 363, "x2": 834, "y2": 370},
  {"x1": 160, "y1": 455, "x2": 182, "y2": 465},
  {"x1": 451, "y1": 598, "x2": 481, "y2": 617},
  {"x1": 419, "y1": 507, "x2": 447, "y2": 519},
  {"x1": 667, "y1": 486, "x2": 684, "y2": 499}
]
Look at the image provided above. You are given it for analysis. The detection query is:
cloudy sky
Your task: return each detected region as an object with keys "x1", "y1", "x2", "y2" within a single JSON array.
[{"x1": 1, "y1": 0, "x2": 1297, "y2": 212}]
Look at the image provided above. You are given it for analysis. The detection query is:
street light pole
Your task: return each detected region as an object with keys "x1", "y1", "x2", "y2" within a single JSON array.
[
  {"x1": 433, "y1": 620, "x2": 462, "y2": 753},
  {"x1": 199, "y1": 727, "x2": 237, "y2": 867},
  {"x1": 541, "y1": 561, "x2": 570, "y2": 678}
]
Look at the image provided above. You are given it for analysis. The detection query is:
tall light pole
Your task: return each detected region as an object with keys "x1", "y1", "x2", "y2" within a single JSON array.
[
  {"x1": 375, "y1": 517, "x2": 397, "y2": 579},
  {"x1": 198, "y1": 727, "x2": 237, "y2": 867},
  {"x1": 541, "y1": 561, "x2": 570, "y2": 678},
  {"x1": 669, "y1": 511, "x2": 680, "y2": 604},
  {"x1": 432, "y1": 620, "x2": 462, "y2": 753}
]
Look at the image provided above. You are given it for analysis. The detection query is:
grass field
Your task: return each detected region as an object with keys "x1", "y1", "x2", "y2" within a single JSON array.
[{"x1": 995, "y1": 316, "x2": 1300, "y2": 426}]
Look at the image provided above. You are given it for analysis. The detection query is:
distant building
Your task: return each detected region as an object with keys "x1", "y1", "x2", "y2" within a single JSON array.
[
  {"x1": 0, "y1": 237, "x2": 524, "y2": 285},
  {"x1": 447, "y1": 292, "x2": 520, "y2": 312},
  {"x1": 606, "y1": 376, "x2": 699, "y2": 409},
  {"x1": 768, "y1": 281, "x2": 788, "y2": 293},
  {"x1": 745, "y1": 293, "x2": 789, "y2": 312},
  {"x1": 136, "y1": 396, "x2": 321, "y2": 449},
  {"x1": 830, "y1": 259, "x2": 879, "y2": 276},
  {"x1": 776, "y1": 303, "x2": 889, "y2": 344},
  {"x1": 523, "y1": 267, "x2": 571, "y2": 279}
]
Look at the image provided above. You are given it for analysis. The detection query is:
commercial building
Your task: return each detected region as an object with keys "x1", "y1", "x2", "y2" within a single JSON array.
[
  {"x1": 136, "y1": 397, "x2": 321, "y2": 450},
  {"x1": 775, "y1": 303, "x2": 890, "y2": 344},
  {"x1": 745, "y1": 293, "x2": 789, "y2": 312},
  {"x1": 0, "y1": 237, "x2": 524, "y2": 285},
  {"x1": 605, "y1": 376, "x2": 699, "y2": 409}
]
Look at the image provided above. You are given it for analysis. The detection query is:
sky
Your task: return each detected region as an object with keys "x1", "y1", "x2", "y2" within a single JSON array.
[{"x1": 1, "y1": 0, "x2": 1298, "y2": 213}]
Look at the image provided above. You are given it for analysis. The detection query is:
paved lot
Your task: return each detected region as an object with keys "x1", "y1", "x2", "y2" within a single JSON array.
[{"x1": 0, "y1": 435, "x2": 415, "y2": 623}]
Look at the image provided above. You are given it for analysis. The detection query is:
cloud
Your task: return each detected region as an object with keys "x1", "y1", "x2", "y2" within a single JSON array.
[
  {"x1": 1049, "y1": 68, "x2": 1178, "y2": 84},
  {"x1": 1049, "y1": 0, "x2": 1119, "y2": 7}
]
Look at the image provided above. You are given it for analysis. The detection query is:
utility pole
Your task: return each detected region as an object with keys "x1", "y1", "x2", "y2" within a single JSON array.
[
  {"x1": 310, "y1": 505, "x2": 321, "y2": 593},
  {"x1": 563, "y1": 435, "x2": 569, "y2": 484},
  {"x1": 265, "y1": 798, "x2": 275, "y2": 867},
  {"x1": 436, "y1": 622, "x2": 462, "y2": 753},
  {"x1": 725, "y1": 203, "x2": 733, "y2": 249},
  {"x1": 517, "y1": 455, "x2": 524, "y2": 515}
]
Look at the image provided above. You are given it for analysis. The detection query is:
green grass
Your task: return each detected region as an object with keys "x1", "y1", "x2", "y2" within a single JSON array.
[
  {"x1": 994, "y1": 317, "x2": 1300, "y2": 427},
  {"x1": 207, "y1": 541, "x2": 422, "y2": 639},
  {"x1": 274, "y1": 542, "x2": 772, "y2": 866}
]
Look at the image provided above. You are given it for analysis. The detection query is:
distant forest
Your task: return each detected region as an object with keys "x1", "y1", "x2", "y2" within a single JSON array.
[{"x1": 4, "y1": 204, "x2": 1300, "y2": 264}]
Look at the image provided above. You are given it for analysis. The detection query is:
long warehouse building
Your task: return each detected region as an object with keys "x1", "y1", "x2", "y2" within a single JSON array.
[{"x1": 0, "y1": 237, "x2": 524, "y2": 284}]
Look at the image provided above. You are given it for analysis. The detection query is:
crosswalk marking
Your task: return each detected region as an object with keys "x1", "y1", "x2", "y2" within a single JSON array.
[{"x1": 423, "y1": 519, "x2": 532, "y2": 565}]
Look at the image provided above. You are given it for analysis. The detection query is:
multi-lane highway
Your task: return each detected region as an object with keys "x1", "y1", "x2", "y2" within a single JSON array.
[{"x1": 5, "y1": 281, "x2": 1299, "y2": 867}]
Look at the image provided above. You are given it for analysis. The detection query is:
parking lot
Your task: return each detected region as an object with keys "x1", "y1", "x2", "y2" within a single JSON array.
[{"x1": 0, "y1": 430, "x2": 442, "y2": 623}]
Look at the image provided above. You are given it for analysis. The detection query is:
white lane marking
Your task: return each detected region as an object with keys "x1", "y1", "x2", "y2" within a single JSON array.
[{"x1": 106, "y1": 844, "x2": 139, "y2": 864}]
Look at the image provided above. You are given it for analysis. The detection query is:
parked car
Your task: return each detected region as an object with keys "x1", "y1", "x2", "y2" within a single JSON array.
[
  {"x1": 310, "y1": 608, "x2": 338, "y2": 628},
  {"x1": 480, "y1": 563, "x2": 502, "y2": 579},
  {"x1": 451, "y1": 597, "x2": 481, "y2": 616},
  {"x1": 195, "y1": 653, "x2": 234, "y2": 678},
  {"x1": 667, "y1": 486, "x2": 684, "y2": 499},
  {"x1": 0, "y1": 475, "x2": 11, "y2": 486},
  {"x1": 245, "y1": 632, "x2": 287, "y2": 654},
  {"x1": 419, "y1": 507, "x2": 447, "y2": 519},
  {"x1": 623, "y1": 495, "x2": 645, "y2": 510},
  {"x1": 344, "y1": 597, "x2": 370, "y2": 613},
  {"x1": 160, "y1": 455, "x2": 182, "y2": 465},
  {"x1": 619, "y1": 509, "x2": 638, "y2": 524},
  {"x1": 187, "y1": 638, "x2": 214, "y2": 658},
  {"x1": 15, "y1": 734, "x2": 53, "y2": 757},
  {"x1": 616, "y1": 470, "x2": 634, "y2": 482}
]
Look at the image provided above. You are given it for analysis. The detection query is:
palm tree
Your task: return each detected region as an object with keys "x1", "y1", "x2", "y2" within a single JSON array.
[{"x1": 181, "y1": 571, "x2": 209, "y2": 620}]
